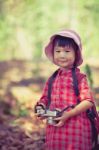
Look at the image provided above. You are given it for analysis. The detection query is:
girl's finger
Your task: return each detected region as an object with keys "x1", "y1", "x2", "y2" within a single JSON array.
[
  {"x1": 54, "y1": 121, "x2": 64, "y2": 127},
  {"x1": 54, "y1": 117, "x2": 61, "y2": 121}
]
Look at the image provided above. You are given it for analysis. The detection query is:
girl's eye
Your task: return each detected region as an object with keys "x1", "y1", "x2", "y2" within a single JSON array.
[
  {"x1": 65, "y1": 50, "x2": 70, "y2": 52},
  {"x1": 55, "y1": 50, "x2": 60, "y2": 52}
]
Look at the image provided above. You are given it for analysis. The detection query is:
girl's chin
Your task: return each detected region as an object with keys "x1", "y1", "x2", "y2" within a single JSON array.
[
  {"x1": 57, "y1": 64, "x2": 73, "y2": 69},
  {"x1": 55, "y1": 62, "x2": 73, "y2": 68}
]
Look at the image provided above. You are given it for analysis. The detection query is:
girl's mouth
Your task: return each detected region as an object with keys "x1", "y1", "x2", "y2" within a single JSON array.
[{"x1": 58, "y1": 60, "x2": 67, "y2": 63}]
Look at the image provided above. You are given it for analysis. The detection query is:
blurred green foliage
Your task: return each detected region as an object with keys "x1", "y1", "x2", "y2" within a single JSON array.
[
  {"x1": 0, "y1": 0, "x2": 99, "y2": 61},
  {"x1": 84, "y1": 64, "x2": 93, "y2": 88}
]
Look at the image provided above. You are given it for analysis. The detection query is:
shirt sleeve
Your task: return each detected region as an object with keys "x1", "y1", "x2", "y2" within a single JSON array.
[
  {"x1": 36, "y1": 78, "x2": 49, "y2": 108},
  {"x1": 78, "y1": 75, "x2": 94, "y2": 103}
]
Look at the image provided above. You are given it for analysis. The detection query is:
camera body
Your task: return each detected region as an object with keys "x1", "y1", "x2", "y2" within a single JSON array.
[{"x1": 35, "y1": 105, "x2": 61, "y2": 125}]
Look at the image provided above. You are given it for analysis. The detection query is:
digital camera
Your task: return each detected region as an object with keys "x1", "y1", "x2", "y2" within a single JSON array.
[{"x1": 35, "y1": 105, "x2": 61, "y2": 125}]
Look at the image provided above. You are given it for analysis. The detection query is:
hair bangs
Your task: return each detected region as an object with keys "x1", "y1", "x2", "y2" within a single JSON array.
[{"x1": 53, "y1": 35, "x2": 79, "y2": 51}]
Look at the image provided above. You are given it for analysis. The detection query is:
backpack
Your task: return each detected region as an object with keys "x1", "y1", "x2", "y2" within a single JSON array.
[{"x1": 47, "y1": 68, "x2": 99, "y2": 149}]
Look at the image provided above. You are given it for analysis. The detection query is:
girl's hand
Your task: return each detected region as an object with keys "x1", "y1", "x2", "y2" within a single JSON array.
[
  {"x1": 53, "y1": 112, "x2": 70, "y2": 127},
  {"x1": 35, "y1": 114, "x2": 46, "y2": 120}
]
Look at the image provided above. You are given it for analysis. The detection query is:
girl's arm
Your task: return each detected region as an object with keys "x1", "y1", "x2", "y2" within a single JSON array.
[
  {"x1": 34, "y1": 79, "x2": 49, "y2": 119},
  {"x1": 63, "y1": 100, "x2": 93, "y2": 118},
  {"x1": 35, "y1": 78, "x2": 49, "y2": 108},
  {"x1": 54, "y1": 100, "x2": 93, "y2": 127}
]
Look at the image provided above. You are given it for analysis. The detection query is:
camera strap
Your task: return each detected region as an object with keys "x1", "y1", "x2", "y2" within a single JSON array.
[{"x1": 47, "y1": 69, "x2": 59, "y2": 109}]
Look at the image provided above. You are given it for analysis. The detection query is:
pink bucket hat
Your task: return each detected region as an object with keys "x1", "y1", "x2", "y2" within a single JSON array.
[{"x1": 45, "y1": 29, "x2": 83, "y2": 66}]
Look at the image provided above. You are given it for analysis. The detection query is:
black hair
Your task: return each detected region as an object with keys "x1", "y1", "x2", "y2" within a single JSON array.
[{"x1": 53, "y1": 35, "x2": 79, "y2": 51}]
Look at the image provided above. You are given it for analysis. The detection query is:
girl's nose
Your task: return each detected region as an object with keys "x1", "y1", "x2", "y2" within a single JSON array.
[{"x1": 60, "y1": 51, "x2": 66, "y2": 58}]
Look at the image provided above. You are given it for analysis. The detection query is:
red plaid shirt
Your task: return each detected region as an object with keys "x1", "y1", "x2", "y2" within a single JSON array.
[{"x1": 38, "y1": 68, "x2": 94, "y2": 150}]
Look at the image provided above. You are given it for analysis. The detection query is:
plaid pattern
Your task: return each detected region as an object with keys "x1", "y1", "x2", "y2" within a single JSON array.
[{"x1": 38, "y1": 68, "x2": 94, "y2": 150}]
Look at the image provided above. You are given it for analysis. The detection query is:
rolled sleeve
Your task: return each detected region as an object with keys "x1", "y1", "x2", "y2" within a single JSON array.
[{"x1": 78, "y1": 76, "x2": 94, "y2": 103}]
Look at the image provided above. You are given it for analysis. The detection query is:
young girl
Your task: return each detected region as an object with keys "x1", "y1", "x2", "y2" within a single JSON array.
[{"x1": 35, "y1": 29, "x2": 94, "y2": 150}]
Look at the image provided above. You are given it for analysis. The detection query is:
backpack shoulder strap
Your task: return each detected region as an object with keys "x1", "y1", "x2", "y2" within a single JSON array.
[
  {"x1": 47, "y1": 69, "x2": 59, "y2": 109},
  {"x1": 71, "y1": 68, "x2": 80, "y2": 103}
]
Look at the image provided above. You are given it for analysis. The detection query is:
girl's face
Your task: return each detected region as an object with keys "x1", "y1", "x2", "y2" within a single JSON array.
[{"x1": 53, "y1": 44, "x2": 75, "y2": 70}]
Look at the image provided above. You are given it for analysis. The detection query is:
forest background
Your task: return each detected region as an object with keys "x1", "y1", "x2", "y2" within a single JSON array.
[{"x1": 0, "y1": 0, "x2": 99, "y2": 149}]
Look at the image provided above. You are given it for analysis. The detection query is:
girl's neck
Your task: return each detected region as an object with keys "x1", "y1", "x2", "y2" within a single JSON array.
[{"x1": 60, "y1": 66, "x2": 75, "y2": 71}]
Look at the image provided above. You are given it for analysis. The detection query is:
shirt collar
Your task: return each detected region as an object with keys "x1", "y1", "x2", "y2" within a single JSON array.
[{"x1": 58, "y1": 67, "x2": 80, "y2": 75}]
